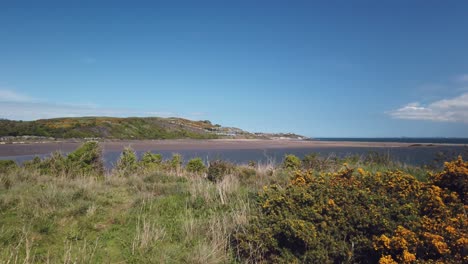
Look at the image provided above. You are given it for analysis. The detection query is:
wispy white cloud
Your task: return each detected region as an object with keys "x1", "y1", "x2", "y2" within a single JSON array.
[
  {"x1": 0, "y1": 89, "x2": 204, "y2": 121},
  {"x1": 0, "y1": 89, "x2": 35, "y2": 102},
  {"x1": 388, "y1": 93, "x2": 468, "y2": 123},
  {"x1": 0, "y1": 102, "x2": 179, "y2": 120}
]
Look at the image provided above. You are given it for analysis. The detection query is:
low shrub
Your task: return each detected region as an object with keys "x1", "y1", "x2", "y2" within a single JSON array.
[
  {"x1": 0, "y1": 174, "x2": 12, "y2": 189},
  {"x1": 0, "y1": 161, "x2": 17, "y2": 189},
  {"x1": 116, "y1": 147, "x2": 138, "y2": 176},
  {"x1": 207, "y1": 160, "x2": 233, "y2": 182},
  {"x1": 233, "y1": 157, "x2": 467, "y2": 263},
  {"x1": 302, "y1": 153, "x2": 323, "y2": 170},
  {"x1": 430, "y1": 155, "x2": 467, "y2": 203},
  {"x1": 169, "y1": 153, "x2": 183, "y2": 172},
  {"x1": 282, "y1": 154, "x2": 302, "y2": 170},
  {"x1": 0, "y1": 160, "x2": 17, "y2": 174},
  {"x1": 235, "y1": 166, "x2": 257, "y2": 185},
  {"x1": 141, "y1": 151, "x2": 162, "y2": 165},
  {"x1": 23, "y1": 156, "x2": 42, "y2": 170},
  {"x1": 140, "y1": 151, "x2": 163, "y2": 170},
  {"x1": 66, "y1": 141, "x2": 104, "y2": 176},
  {"x1": 186, "y1": 158, "x2": 206, "y2": 174},
  {"x1": 39, "y1": 151, "x2": 68, "y2": 176}
]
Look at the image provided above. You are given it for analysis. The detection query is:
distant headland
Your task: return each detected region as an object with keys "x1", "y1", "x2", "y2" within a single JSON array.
[{"x1": 0, "y1": 117, "x2": 307, "y2": 143}]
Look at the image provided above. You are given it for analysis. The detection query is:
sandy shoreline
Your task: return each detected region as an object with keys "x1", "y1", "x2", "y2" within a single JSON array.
[{"x1": 0, "y1": 139, "x2": 458, "y2": 157}]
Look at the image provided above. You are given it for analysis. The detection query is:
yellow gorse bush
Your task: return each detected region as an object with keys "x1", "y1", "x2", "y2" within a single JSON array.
[
  {"x1": 234, "y1": 157, "x2": 468, "y2": 263},
  {"x1": 378, "y1": 255, "x2": 398, "y2": 264},
  {"x1": 431, "y1": 155, "x2": 468, "y2": 203}
]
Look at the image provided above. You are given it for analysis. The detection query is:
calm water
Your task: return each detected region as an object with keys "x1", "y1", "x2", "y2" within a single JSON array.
[{"x1": 2, "y1": 146, "x2": 467, "y2": 169}]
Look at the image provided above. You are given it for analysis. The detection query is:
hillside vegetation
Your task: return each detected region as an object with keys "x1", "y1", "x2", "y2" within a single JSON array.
[
  {"x1": 0, "y1": 117, "x2": 256, "y2": 140},
  {"x1": 0, "y1": 143, "x2": 466, "y2": 263}
]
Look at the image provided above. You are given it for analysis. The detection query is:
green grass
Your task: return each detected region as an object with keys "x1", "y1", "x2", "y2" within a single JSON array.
[
  {"x1": 0, "y1": 167, "x2": 254, "y2": 263},
  {"x1": 0, "y1": 146, "x2": 453, "y2": 263}
]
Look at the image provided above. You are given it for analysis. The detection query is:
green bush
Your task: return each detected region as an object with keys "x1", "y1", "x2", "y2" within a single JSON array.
[
  {"x1": 0, "y1": 160, "x2": 17, "y2": 189},
  {"x1": 302, "y1": 153, "x2": 322, "y2": 170},
  {"x1": 236, "y1": 166, "x2": 257, "y2": 185},
  {"x1": 169, "y1": 153, "x2": 183, "y2": 172},
  {"x1": 282, "y1": 154, "x2": 302, "y2": 170},
  {"x1": 186, "y1": 158, "x2": 206, "y2": 174},
  {"x1": 141, "y1": 151, "x2": 162, "y2": 165},
  {"x1": 207, "y1": 160, "x2": 233, "y2": 182},
  {"x1": 140, "y1": 151, "x2": 162, "y2": 170},
  {"x1": 66, "y1": 141, "x2": 104, "y2": 176},
  {"x1": 23, "y1": 156, "x2": 41, "y2": 170},
  {"x1": 116, "y1": 147, "x2": 138, "y2": 176},
  {"x1": 39, "y1": 152, "x2": 68, "y2": 176},
  {"x1": 0, "y1": 160, "x2": 17, "y2": 174}
]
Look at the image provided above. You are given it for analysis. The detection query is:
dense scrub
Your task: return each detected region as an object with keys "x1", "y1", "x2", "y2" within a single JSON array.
[
  {"x1": 186, "y1": 158, "x2": 207, "y2": 174},
  {"x1": 0, "y1": 145, "x2": 466, "y2": 263},
  {"x1": 233, "y1": 157, "x2": 467, "y2": 263},
  {"x1": 21, "y1": 141, "x2": 104, "y2": 177}
]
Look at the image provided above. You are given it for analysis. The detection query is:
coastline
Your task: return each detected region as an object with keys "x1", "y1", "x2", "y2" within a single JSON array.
[{"x1": 0, "y1": 139, "x2": 463, "y2": 157}]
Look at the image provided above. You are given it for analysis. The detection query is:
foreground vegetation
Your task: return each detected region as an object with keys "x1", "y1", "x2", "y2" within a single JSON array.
[{"x1": 0, "y1": 142, "x2": 466, "y2": 263}]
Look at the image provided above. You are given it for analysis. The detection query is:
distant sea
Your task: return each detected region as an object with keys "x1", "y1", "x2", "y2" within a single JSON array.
[{"x1": 315, "y1": 138, "x2": 468, "y2": 145}]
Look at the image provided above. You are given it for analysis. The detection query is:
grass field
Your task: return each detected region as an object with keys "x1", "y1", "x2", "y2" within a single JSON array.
[
  {"x1": 0, "y1": 142, "x2": 466, "y2": 263},
  {"x1": 0, "y1": 166, "x2": 259, "y2": 263}
]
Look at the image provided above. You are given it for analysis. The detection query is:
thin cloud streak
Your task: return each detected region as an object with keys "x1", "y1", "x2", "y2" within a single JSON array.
[
  {"x1": 0, "y1": 101, "x2": 198, "y2": 121},
  {"x1": 388, "y1": 93, "x2": 468, "y2": 123},
  {"x1": 0, "y1": 89, "x2": 35, "y2": 102},
  {"x1": 0, "y1": 89, "x2": 203, "y2": 121}
]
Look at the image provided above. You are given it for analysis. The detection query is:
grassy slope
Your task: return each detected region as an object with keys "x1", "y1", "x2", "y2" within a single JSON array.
[
  {"x1": 0, "y1": 170, "x2": 258, "y2": 263},
  {"x1": 3, "y1": 145, "x2": 464, "y2": 263},
  {"x1": 0, "y1": 153, "x2": 429, "y2": 263},
  {"x1": 0, "y1": 117, "x2": 255, "y2": 140}
]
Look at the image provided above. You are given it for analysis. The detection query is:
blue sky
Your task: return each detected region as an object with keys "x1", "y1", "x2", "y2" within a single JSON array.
[{"x1": 1, "y1": 1, "x2": 467, "y2": 137}]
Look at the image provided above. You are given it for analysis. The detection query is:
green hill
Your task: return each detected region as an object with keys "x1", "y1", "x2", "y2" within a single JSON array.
[{"x1": 0, "y1": 117, "x2": 256, "y2": 140}]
